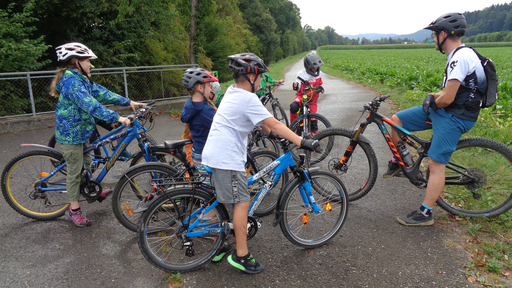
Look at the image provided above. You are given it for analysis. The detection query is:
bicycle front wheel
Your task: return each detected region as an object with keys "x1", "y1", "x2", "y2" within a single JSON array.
[
  {"x1": 437, "y1": 137, "x2": 512, "y2": 217},
  {"x1": 138, "y1": 187, "x2": 229, "y2": 273},
  {"x1": 246, "y1": 150, "x2": 288, "y2": 216},
  {"x1": 290, "y1": 112, "x2": 331, "y2": 162},
  {"x1": 312, "y1": 127, "x2": 378, "y2": 201},
  {"x1": 1, "y1": 150, "x2": 69, "y2": 220},
  {"x1": 279, "y1": 171, "x2": 348, "y2": 248},
  {"x1": 272, "y1": 102, "x2": 289, "y2": 127},
  {"x1": 112, "y1": 163, "x2": 180, "y2": 232}
]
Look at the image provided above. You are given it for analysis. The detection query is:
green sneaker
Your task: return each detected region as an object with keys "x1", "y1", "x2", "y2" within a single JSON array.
[
  {"x1": 211, "y1": 242, "x2": 233, "y2": 262},
  {"x1": 227, "y1": 251, "x2": 264, "y2": 274}
]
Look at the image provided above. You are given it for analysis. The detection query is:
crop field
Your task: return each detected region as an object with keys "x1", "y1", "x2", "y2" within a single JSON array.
[{"x1": 318, "y1": 47, "x2": 512, "y2": 145}]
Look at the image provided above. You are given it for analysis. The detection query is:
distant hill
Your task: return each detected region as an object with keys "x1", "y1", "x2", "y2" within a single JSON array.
[{"x1": 341, "y1": 30, "x2": 431, "y2": 42}]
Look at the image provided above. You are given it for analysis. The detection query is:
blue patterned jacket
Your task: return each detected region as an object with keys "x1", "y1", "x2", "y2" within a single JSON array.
[{"x1": 55, "y1": 69, "x2": 131, "y2": 144}]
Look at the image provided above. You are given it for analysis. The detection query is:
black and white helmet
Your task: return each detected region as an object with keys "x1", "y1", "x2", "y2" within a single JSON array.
[
  {"x1": 228, "y1": 53, "x2": 270, "y2": 75},
  {"x1": 55, "y1": 42, "x2": 98, "y2": 62},
  {"x1": 424, "y1": 12, "x2": 466, "y2": 37},
  {"x1": 303, "y1": 52, "x2": 324, "y2": 76},
  {"x1": 182, "y1": 68, "x2": 219, "y2": 90}
]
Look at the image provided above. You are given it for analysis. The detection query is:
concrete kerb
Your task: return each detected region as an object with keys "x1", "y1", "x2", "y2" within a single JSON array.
[{"x1": 0, "y1": 97, "x2": 188, "y2": 135}]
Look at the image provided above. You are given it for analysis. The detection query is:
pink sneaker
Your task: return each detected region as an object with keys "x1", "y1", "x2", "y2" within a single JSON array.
[
  {"x1": 96, "y1": 188, "x2": 113, "y2": 203},
  {"x1": 65, "y1": 207, "x2": 92, "y2": 227}
]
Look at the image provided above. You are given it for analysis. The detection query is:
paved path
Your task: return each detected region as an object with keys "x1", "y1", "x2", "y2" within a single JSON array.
[{"x1": 0, "y1": 58, "x2": 475, "y2": 287}]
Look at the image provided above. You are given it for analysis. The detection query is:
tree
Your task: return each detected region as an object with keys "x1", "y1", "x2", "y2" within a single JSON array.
[{"x1": 0, "y1": 1, "x2": 50, "y2": 73}]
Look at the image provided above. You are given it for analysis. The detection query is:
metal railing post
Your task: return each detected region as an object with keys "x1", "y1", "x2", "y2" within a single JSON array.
[
  {"x1": 161, "y1": 71, "x2": 164, "y2": 99},
  {"x1": 123, "y1": 69, "x2": 129, "y2": 98},
  {"x1": 27, "y1": 74, "x2": 36, "y2": 116}
]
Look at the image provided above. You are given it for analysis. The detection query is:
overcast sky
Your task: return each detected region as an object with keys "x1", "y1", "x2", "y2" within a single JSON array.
[{"x1": 289, "y1": 0, "x2": 509, "y2": 35}]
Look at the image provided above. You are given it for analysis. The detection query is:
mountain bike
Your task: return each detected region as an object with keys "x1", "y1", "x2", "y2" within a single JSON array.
[
  {"x1": 289, "y1": 76, "x2": 331, "y2": 162},
  {"x1": 258, "y1": 82, "x2": 289, "y2": 127},
  {"x1": 311, "y1": 94, "x2": 512, "y2": 218},
  {"x1": 137, "y1": 138, "x2": 348, "y2": 273},
  {"x1": 47, "y1": 112, "x2": 181, "y2": 170},
  {"x1": 1, "y1": 102, "x2": 182, "y2": 221},
  {"x1": 112, "y1": 137, "x2": 288, "y2": 232}
]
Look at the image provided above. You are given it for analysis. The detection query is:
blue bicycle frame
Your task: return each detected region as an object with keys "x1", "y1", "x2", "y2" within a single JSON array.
[{"x1": 179, "y1": 148, "x2": 322, "y2": 237}]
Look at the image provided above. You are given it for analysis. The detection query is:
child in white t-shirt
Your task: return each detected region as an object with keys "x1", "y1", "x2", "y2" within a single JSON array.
[{"x1": 202, "y1": 53, "x2": 319, "y2": 274}]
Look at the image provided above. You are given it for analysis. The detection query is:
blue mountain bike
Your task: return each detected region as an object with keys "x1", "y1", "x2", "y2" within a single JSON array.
[
  {"x1": 0, "y1": 101, "x2": 179, "y2": 221},
  {"x1": 137, "y1": 138, "x2": 349, "y2": 273}
]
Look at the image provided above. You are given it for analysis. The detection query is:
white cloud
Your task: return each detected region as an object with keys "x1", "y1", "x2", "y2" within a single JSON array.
[{"x1": 290, "y1": 0, "x2": 509, "y2": 35}]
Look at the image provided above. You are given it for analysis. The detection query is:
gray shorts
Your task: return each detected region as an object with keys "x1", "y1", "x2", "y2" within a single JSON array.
[{"x1": 210, "y1": 168, "x2": 249, "y2": 204}]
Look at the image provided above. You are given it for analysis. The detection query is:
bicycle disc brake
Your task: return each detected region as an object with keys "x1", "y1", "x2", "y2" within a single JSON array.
[
  {"x1": 328, "y1": 158, "x2": 347, "y2": 174},
  {"x1": 246, "y1": 216, "x2": 260, "y2": 241}
]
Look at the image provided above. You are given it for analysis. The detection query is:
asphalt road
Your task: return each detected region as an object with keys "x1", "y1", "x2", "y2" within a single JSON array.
[{"x1": 0, "y1": 58, "x2": 476, "y2": 288}]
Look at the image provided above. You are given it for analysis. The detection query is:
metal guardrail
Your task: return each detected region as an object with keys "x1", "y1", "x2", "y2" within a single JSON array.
[{"x1": 0, "y1": 64, "x2": 199, "y2": 119}]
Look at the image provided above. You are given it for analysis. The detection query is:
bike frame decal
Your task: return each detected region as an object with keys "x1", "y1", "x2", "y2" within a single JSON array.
[{"x1": 378, "y1": 124, "x2": 405, "y2": 166}]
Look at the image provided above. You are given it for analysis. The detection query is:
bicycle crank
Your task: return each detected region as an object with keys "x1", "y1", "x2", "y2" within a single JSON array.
[{"x1": 246, "y1": 216, "x2": 261, "y2": 240}]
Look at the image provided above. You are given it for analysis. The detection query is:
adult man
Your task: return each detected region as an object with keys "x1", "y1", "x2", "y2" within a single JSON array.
[{"x1": 385, "y1": 13, "x2": 487, "y2": 225}]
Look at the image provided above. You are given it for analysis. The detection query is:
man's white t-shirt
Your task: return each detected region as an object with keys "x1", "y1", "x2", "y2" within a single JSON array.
[
  {"x1": 444, "y1": 45, "x2": 486, "y2": 91},
  {"x1": 202, "y1": 85, "x2": 272, "y2": 171}
]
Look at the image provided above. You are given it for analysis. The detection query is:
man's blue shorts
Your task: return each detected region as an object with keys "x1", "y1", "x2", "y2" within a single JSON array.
[{"x1": 395, "y1": 106, "x2": 476, "y2": 164}]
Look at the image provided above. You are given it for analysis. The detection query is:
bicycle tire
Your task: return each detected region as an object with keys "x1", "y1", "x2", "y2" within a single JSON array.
[
  {"x1": 112, "y1": 163, "x2": 180, "y2": 232},
  {"x1": 272, "y1": 102, "x2": 289, "y2": 127},
  {"x1": 138, "y1": 187, "x2": 229, "y2": 273},
  {"x1": 1, "y1": 150, "x2": 69, "y2": 220},
  {"x1": 130, "y1": 146, "x2": 185, "y2": 170},
  {"x1": 436, "y1": 137, "x2": 512, "y2": 217},
  {"x1": 312, "y1": 127, "x2": 378, "y2": 201},
  {"x1": 248, "y1": 128, "x2": 280, "y2": 154},
  {"x1": 246, "y1": 150, "x2": 289, "y2": 216},
  {"x1": 289, "y1": 112, "x2": 331, "y2": 162},
  {"x1": 278, "y1": 170, "x2": 348, "y2": 248}
]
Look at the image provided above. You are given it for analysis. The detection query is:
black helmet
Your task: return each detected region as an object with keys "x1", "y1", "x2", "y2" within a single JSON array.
[
  {"x1": 424, "y1": 12, "x2": 466, "y2": 37},
  {"x1": 303, "y1": 52, "x2": 324, "y2": 77},
  {"x1": 228, "y1": 53, "x2": 270, "y2": 75},
  {"x1": 182, "y1": 68, "x2": 218, "y2": 90}
]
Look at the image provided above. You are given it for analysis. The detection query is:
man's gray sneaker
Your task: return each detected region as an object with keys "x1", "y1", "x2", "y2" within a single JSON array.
[
  {"x1": 383, "y1": 160, "x2": 401, "y2": 178},
  {"x1": 397, "y1": 209, "x2": 434, "y2": 226}
]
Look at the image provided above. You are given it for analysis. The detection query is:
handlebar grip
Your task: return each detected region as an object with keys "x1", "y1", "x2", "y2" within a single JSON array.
[
  {"x1": 380, "y1": 95, "x2": 391, "y2": 101},
  {"x1": 297, "y1": 76, "x2": 308, "y2": 85},
  {"x1": 145, "y1": 100, "x2": 157, "y2": 107},
  {"x1": 127, "y1": 115, "x2": 136, "y2": 123}
]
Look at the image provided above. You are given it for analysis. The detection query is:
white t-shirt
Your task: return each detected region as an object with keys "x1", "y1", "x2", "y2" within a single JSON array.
[
  {"x1": 202, "y1": 85, "x2": 273, "y2": 171},
  {"x1": 444, "y1": 45, "x2": 486, "y2": 91}
]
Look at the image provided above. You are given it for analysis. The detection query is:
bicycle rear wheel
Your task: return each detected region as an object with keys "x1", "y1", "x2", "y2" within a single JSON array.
[
  {"x1": 130, "y1": 147, "x2": 185, "y2": 170},
  {"x1": 279, "y1": 171, "x2": 348, "y2": 248},
  {"x1": 246, "y1": 150, "x2": 288, "y2": 216},
  {"x1": 1, "y1": 150, "x2": 69, "y2": 220},
  {"x1": 312, "y1": 127, "x2": 378, "y2": 201},
  {"x1": 436, "y1": 137, "x2": 512, "y2": 217},
  {"x1": 138, "y1": 187, "x2": 229, "y2": 273},
  {"x1": 112, "y1": 163, "x2": 180, "y2": 231}
]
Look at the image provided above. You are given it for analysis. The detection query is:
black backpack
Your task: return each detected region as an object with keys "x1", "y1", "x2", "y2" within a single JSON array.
[{"x1": 451, "y1": 46, "x2": 498, "y2": 108}]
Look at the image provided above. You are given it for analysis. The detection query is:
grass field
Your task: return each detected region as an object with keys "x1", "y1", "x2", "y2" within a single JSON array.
[{"x1": 318, "y1": 46, "x2": 512, "y2": 287}]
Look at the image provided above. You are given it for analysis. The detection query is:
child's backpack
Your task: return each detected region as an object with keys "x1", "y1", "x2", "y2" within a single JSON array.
[{"x1": 451, "y1": 46, "x2": 498, "y2": 108}]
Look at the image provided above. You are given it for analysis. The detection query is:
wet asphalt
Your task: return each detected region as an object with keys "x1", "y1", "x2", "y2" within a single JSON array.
[{"x1": 0, "y1": 59, "x2": 477, "y2": 288}]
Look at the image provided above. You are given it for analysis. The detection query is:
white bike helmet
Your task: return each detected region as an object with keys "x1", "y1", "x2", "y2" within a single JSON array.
[
  {"x1": 211, "y1": 82, "x2": 221, "y2": 95},
  {"x1": 55, "y1": 42, "x2": 98, "y2": 62}
]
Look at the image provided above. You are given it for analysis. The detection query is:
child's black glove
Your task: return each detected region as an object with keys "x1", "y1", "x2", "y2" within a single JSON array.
[
  {"x1": 316, "y1": 85, "x2": 325, "y2": 93},
  {"x1": 422, "y1": 94, "x2": 437, "y2": 116},
  {"x1": 268, "y1": 131, "x2": 279, "y2": 141},
  {"x1": 300, "y1": 139, "x2": 320, "y2": 151}
]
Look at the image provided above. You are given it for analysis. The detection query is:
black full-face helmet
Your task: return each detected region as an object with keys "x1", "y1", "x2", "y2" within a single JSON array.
[
  {"x1": 424, "y1": 13, "x2": 466, "y2": 54},
  {"x1": 228, "y1": 53, "x2": 269, "y2": 92},
  {"x1": 303, "y1": 52, "x2": 324, "y2": 77}
]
